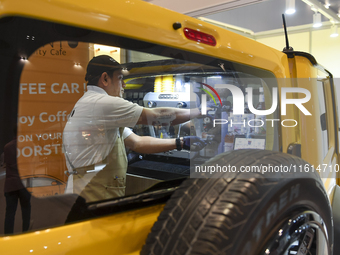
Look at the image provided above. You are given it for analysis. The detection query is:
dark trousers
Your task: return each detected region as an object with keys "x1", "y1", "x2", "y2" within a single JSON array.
[{"x1": 4, "y1": 189, "x2": 31, "y2": 234}]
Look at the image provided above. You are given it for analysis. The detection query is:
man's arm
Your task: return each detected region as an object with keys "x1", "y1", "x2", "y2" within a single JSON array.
[
  {"x1": 136, "y1": 107, "x2": 201, "y2": 126},
  {"x1": 124, "y1": 132, "x2": 180, "y2": 154}
]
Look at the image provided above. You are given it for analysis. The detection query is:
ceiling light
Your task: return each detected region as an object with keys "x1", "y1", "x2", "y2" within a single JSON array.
[
  {"x1": 330, "y1": 25, "x2": 339, "y2": 37},
  {"x1": 285, "y1": 0, "x2": 296, "y2": 14},
  {"x1": 313, "y1": 12, "x2": 322, "y2": 28}
]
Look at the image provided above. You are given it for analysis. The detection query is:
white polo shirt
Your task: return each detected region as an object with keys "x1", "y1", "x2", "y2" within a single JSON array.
[{"x1": 63, "y1": 85, "x2": 143, "y2": 169}]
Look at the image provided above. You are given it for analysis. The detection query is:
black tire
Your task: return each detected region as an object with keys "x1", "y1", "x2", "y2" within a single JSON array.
[{"x1": 141, "y1": 150, "x2": 333, "y2": 255}]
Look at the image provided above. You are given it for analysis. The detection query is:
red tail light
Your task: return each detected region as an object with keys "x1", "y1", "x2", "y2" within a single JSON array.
[{"x1": 184, "y1": 28, "x2": 216, "y2": 46}]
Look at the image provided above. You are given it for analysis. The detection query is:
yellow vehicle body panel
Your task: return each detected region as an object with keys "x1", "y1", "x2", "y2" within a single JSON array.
[
  {"x1": 1, "y1": 0, "x2": 289, "y2": 79},
  {"x1": 1, "y1": 204, "x2": 164, "y2": 255},
  {"x1": 293, "y1": 56, "x2": 338, "y2": 194}
]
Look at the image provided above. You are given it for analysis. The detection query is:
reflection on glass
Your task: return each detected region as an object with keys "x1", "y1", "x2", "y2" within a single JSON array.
[
  {"x1": 3, "y1": 130, "x2": 31, "y2": 235},
  {"x1": 16, "y1": 40, "x2": 278, "y2": 207}
]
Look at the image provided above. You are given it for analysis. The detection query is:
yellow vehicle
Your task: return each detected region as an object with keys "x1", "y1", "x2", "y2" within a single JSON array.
[
  {"x1": 0, "y1": 0, "x2": 339, "y2": 254},
  {"x1": 21, "y1": 175, "x2": 66, "y2": 197}
]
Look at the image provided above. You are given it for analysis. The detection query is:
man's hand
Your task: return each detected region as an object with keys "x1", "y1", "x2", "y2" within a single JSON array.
[{"x1": 182, "y1": 136, "x2": 207, "y2": 151}]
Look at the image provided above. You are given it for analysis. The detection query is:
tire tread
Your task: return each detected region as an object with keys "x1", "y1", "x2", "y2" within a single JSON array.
[{"x1": 140, "y1": 150, "x2": 328, "y2": 255}]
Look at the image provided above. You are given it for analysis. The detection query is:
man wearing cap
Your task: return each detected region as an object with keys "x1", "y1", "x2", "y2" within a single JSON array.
[{"x1": 63, "y1": 55, "x2": 206, "y2": 202}]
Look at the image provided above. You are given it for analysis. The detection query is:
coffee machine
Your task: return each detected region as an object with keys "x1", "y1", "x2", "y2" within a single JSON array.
[{"x1": 143, "y1": 91, "x2": 199, "y2": 159}]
